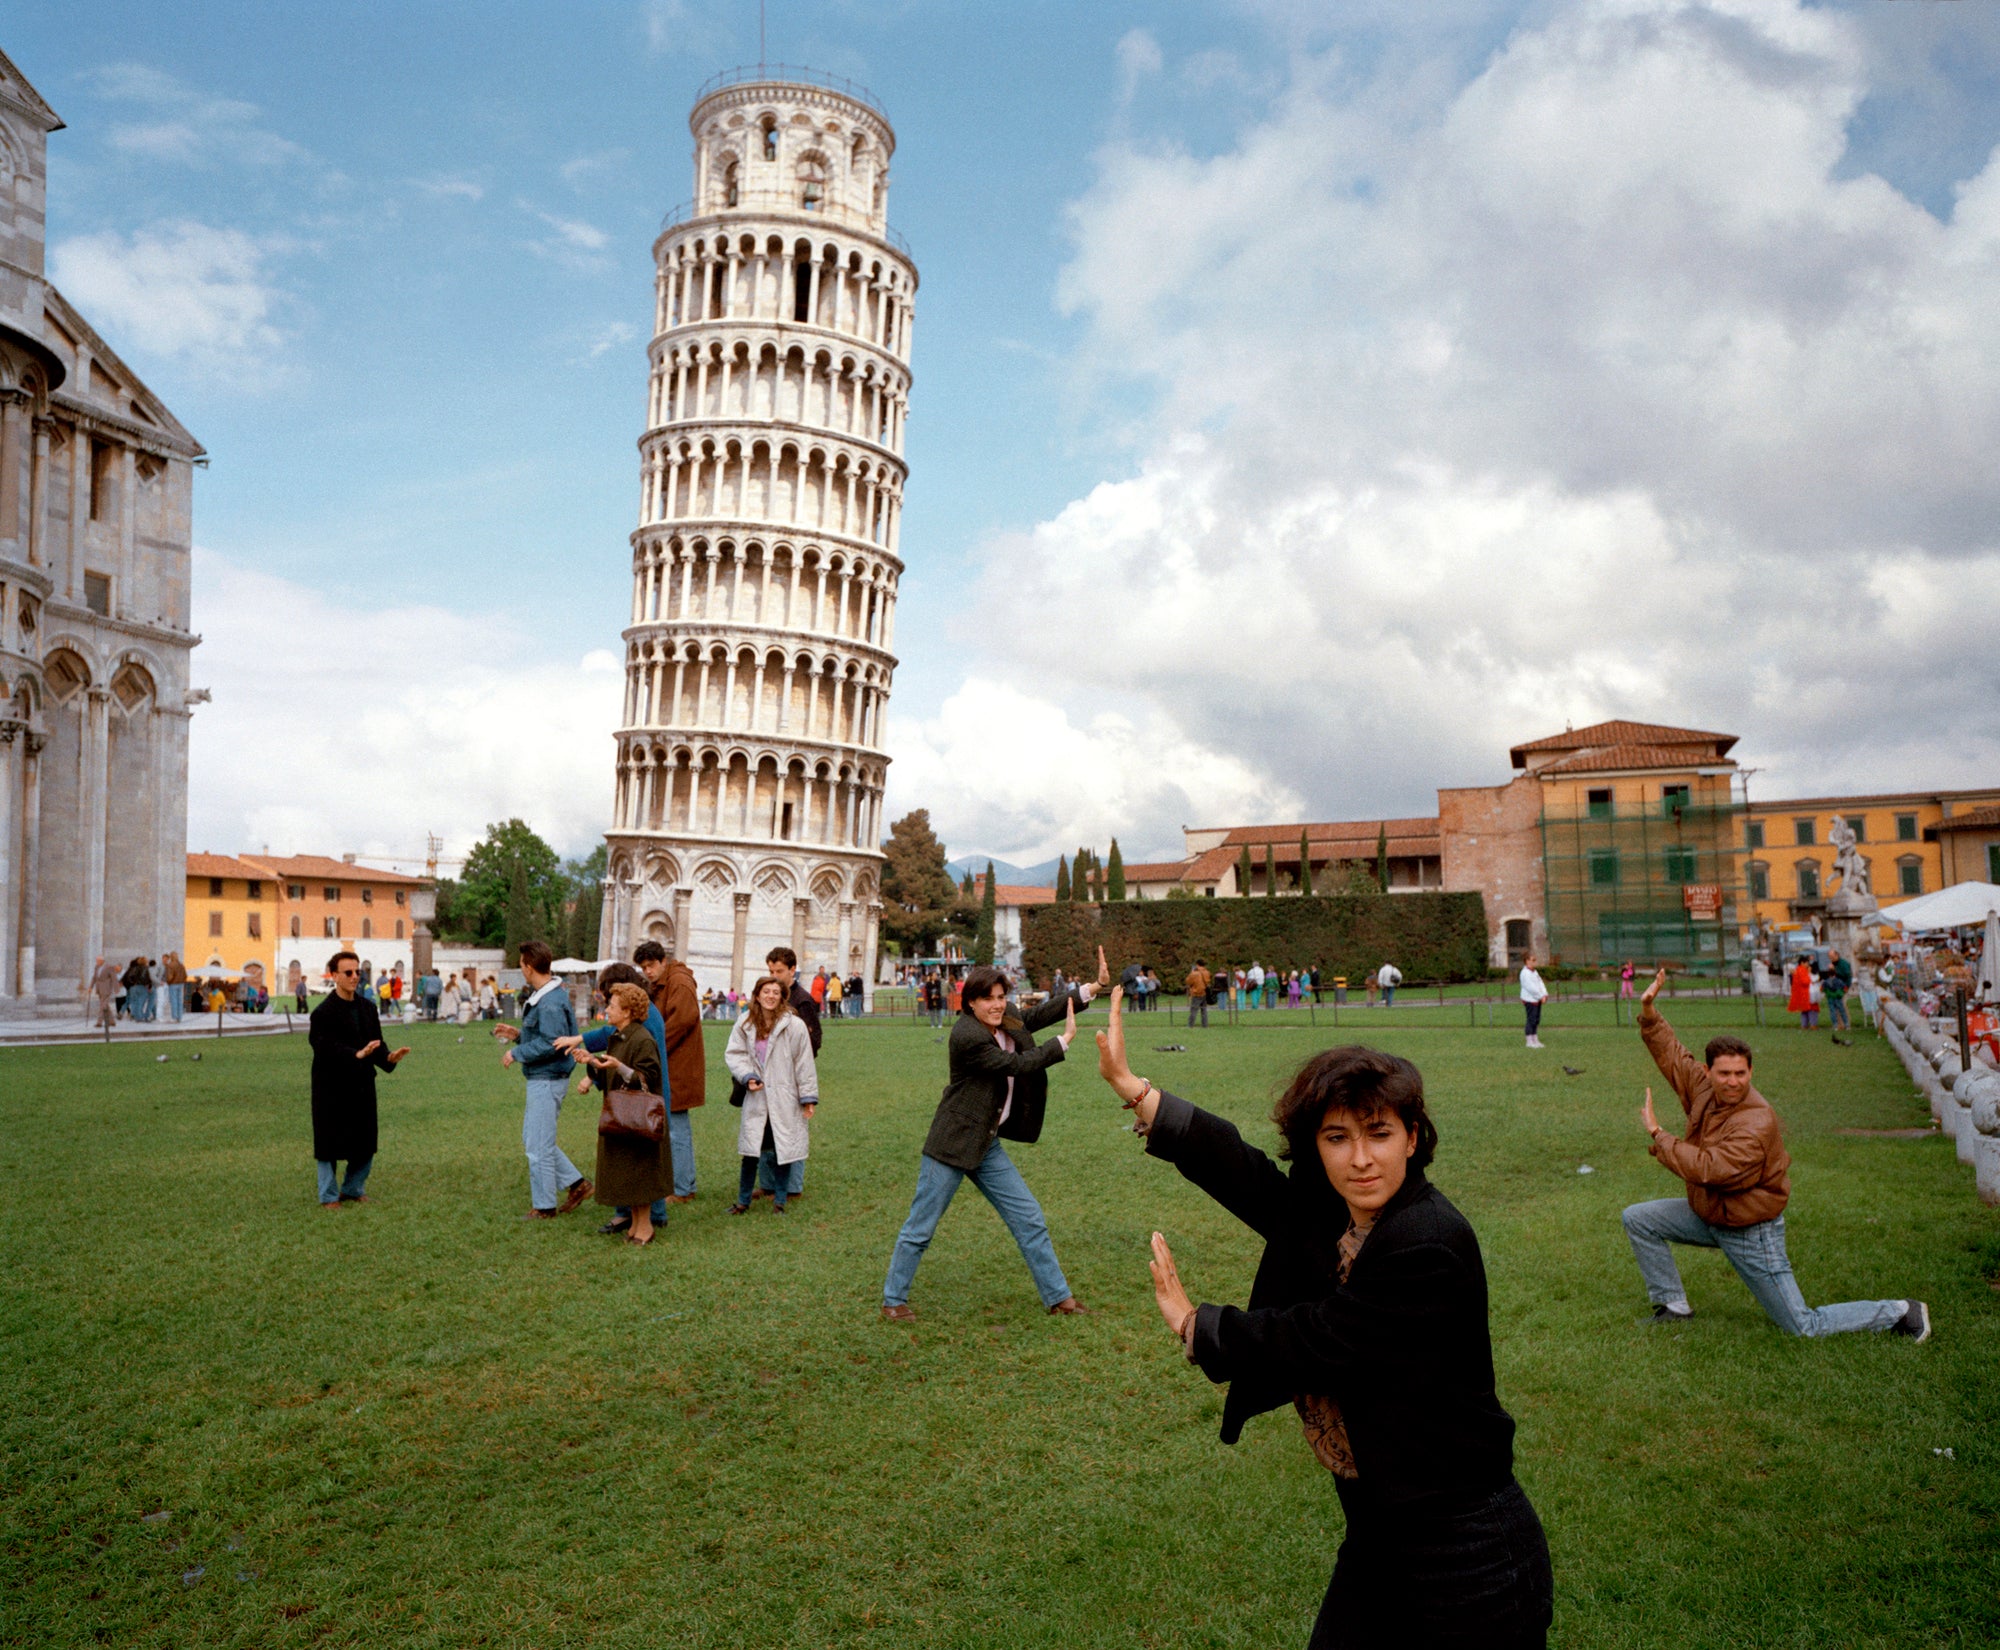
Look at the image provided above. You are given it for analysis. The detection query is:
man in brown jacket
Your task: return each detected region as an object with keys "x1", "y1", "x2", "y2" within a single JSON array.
[
  {"x1": 1622, "y1": 967, "x2": 1929, "y2": 1339},
  {"x1": 635, "y1": 940, "x2": 704, "y2": 1201},
  {"x1": 1183, "y1": 961, "x2": 1212, "y2": 1029}
]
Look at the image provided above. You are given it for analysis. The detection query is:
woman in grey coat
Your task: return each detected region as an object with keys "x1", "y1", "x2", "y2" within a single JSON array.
[{"x1": 724, "y1": 976, "x2": 818, "y2": 1215}]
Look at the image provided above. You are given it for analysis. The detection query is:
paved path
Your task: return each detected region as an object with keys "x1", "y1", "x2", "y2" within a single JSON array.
[{"x1": 0, "y1": 1010, "x2": 306, "y2": 1048}]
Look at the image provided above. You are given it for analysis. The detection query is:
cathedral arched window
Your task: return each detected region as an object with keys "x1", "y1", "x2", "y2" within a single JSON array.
[
  {"x1": 722, "y1": 159, "x2": 740, "y2": 208},
  {"x1": 760, "y1": 116, "x2": 778, "y2": 162}
]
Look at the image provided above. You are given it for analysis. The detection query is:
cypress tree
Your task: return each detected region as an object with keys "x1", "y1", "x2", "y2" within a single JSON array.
[
  {"x1": 961, "y1": 870, "x2": 975, "y2": 897},
  {"x1": 1375, "y1": 823, "x2": 1390, "y2": 892},
  {"x1": 502, "y1": 857, "x2": 532, "y2": 966},
  {"x1": 1299, "y1": 830, "x2": 1315, "y2": 896},
  {"x1": 1054, "y1": 855, "x2": 1071, "y2": 902},
  {"x1": 1106, "y1": 839, "x2": 1126, "y2": 901},
  {"x1": 1265, "y1": 841, "x2": 1278, "y2": 897},
  {"x1": 1237, "y1": 844, "x2": 1255, "y2": 897},
  {"x1": 973, "y1": 862, "x2": 997, "y2": 965}
]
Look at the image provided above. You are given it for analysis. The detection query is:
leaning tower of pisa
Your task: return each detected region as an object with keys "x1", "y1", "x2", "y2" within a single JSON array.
[{"x1": 598, "y1": 68, "x2": 913, "y2": 994}]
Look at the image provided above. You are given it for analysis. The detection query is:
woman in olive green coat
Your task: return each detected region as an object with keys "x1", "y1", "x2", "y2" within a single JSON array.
[{"x1": 582, "y1": 982, "x2": 668, "y2": 1245}]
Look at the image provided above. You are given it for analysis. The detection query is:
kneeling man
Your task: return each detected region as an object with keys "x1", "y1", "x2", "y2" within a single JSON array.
[{"x1": 1622, "y1": 966, "x2": 1929, "y2": 1340}]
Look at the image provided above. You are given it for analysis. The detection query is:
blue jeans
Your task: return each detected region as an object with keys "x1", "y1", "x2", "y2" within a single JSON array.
[
  {"x1": 1383, "y1": 986, "x2": 1396, "y2": 1007},
  {"x1": 128, "y1": 985, "x2": 153, "y2": 1021},
  {"x1": 757, "y1": 1154, "x2": 804, "y2": 1197},
  {"x1": 166, "y1": 983, "x2": 184, "y2": 1021},
  {"x1": 669, "y1": 1108, "x2": 695, "y2": 1197},
  {"x1": 1827, "y1": 992, "x2": 1850, "y2": 1031},
  {"x1": 317, "y1": 1156, "x2": 372, "y2": 1203},
  {"x1": 522, "y1": 1074, "x2": 585, "y2": 1212},
  {"x1": 1621, "y1": 1199, "x2": 1907, "y2": 1336},
  {"x1": 883, "y1": 1142, "x2": 1072, "y2": 1309}
]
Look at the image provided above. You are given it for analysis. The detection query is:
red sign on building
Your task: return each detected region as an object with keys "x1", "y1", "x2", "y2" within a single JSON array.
[{"x1": 1682, "y1": 883, "x2": 1724, "y2": 920}]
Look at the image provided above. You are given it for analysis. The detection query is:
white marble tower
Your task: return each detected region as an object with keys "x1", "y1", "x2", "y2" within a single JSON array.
[{"x1": 599, "y1": 69, "x2": 913, "y2": 992}]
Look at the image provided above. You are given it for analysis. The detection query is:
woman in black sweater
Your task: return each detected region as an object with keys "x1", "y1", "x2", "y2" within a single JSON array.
[{"x1": 1094, "y1": 989, "x2": 1551, "y2": 1649}]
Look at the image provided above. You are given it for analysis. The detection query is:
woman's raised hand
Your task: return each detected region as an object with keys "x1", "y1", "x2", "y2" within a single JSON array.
[
  {"x1": 1064, "y1": 992, "x2": 1077, "y2": 1045},
  {"x1": 1095, "y1": 986, "x2": 1137, "y2": 1097},
  {"x1": 1095, "y1": 944, "x2": 1111, "y2": 989},
  {"x1": 1150, "y1": 1231, "x2": 1194, "y2": 1341}
]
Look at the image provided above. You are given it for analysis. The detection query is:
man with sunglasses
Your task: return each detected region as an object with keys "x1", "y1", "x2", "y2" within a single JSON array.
[{"x1": 308, "y1": 950, "x2": 410, "y2": 1209}]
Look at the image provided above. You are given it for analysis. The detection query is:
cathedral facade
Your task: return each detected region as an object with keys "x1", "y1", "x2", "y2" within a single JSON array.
[
  {"x1": 598, "y1": 70, "x2": 911, "y2": 992},
  {"x1": 0, "y1": 48, "x2": 203, "y2": 1015}
]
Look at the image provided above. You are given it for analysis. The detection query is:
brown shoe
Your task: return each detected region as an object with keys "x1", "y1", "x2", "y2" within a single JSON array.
[
  {"x1": 666, "y1": 1194, "x2": 696, "y2": 1205},
  {"x1": 1048, "y1": 1298, "x2": 1089, "y2": 1316},
  {"x1": 521, "y1": 1208, "x2": 558, "y2": 1221},
  {"x1": 320, "y1": 1201, "x2": 341, "y2": 1211},
  {"x1": 558, "y1": 1178, "x2": 594, "y2": 1215},
  {"x1": 880, "y1": 1303, "x2": 916, "y2": 1322}
]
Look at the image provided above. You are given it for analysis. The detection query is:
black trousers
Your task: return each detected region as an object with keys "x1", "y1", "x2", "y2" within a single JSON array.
[
  {"x1": 1309, "y1": 1478, "x2": 1551, "y2": 1650},
  {"x1": 1523, "y1": 1000, "x2": 1543, "y2": 1038}
]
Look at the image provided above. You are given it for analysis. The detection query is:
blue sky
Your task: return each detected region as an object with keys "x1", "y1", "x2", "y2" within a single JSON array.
[{"x1": 12, "y1": 2, "x2": 2000, "y2": 867}]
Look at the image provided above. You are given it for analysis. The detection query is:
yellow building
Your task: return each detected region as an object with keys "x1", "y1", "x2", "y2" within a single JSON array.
[
  {"x1": 1739, "y1": 788, "x2": 2000, "y2": 930},
  {"x1": 183, "y1": 854, "x2": 280, "y2": 978}
]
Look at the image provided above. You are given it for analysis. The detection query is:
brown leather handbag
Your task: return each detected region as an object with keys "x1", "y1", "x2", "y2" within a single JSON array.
[{"x1": 598, "y1": 1082, "x2": 666, "y2": 1143}]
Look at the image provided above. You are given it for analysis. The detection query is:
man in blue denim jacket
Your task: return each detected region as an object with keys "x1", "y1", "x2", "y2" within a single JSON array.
[{"x1": 495, "y1": 940, "x2": 592, "y2": 1219}]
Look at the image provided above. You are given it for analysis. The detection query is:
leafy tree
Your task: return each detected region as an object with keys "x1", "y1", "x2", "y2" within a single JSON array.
[
  {"x1": 1237, "y1": 844, "x2": 1255, "y2": 898},
  {"x1": 1375, "y1": 823, "x2": 1390, "y2": 892},
  {"x1": 961, "y1": 870, "x2": 975, "y2": 897},
  {"x1": 1300, "y1": 831, "x2": 1315, "y2": 896},
  {"x1": 1054, "y1": 855, "x2": 1072, "y2": 902},
  {"x1": 1265, "y1": 842, "x2": 1278, "y2": 898},
  {"x1": 442, "y1": 818, "x2": 563, "y2": 948},
  {"x1": 1106, "y1": 839, "x2": 1126, "y2": 901},
  {"x1": 973, "y1": 862, "x2": 998, "y2": 965},
  {"x1": 880, "y1": 809, "x2": 961, "y2": 954}
]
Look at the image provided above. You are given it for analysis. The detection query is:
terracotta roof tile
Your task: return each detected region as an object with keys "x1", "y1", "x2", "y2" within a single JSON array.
[
  {"x1": 1218, "y1": 817, "x2": 1439, "y2": 847},
  {"x1": 249, "y1": 853, "x2": 429, "y2": 885},
  {"x1": 1510, "y1": 719, "x2": 1736, "y2": 758},
  {"x1": 970, "y1": 877, "x2": 1057, "y2": 906},
  {"x1": 186, "y1": 852, "x2": 269, "y2": 880},
  {"x1": 1533, "y1": 743, "x2": 1738, "y2": 776},
  {"x1": 1936, "y1": 805, "x2": 2000, "y2": 832},
  {"x1": 1123, "y1": 860, "x2": 1199, "y2": 881}
]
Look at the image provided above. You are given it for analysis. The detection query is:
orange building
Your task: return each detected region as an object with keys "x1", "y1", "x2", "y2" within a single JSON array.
[
  {"x1": 183, "y1": 854, "x2": 280, "y2": 978},
  {"x1": 1739, "y1": 789, "x2": 2000, "y2": 927},
  {"x1": 182, "y1": 852, "x2": 431, "y2": 989}
]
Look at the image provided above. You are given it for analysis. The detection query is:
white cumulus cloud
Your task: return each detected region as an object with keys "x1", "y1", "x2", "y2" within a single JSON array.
[
  {"x1": 935, "y1": 0, "x2": 2000, "y2": 857},
  {"x1": 187, "y1": 551, "x2": 623, "y2": 863},
  {"x1": 884, "y1": 677, "x2": 1299, "y2": 864},
  {"x1": 49, "y1": 221, "x2": 293, "y2": 381}
]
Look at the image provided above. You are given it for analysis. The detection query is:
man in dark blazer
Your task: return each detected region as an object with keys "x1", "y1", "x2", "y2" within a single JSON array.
[
  {"x1": 881, "y1": 950, "x2": 1109, "y2": 1320},
  {"x1": 308, "y1": 950, "x2": 409, "y2": 1207}
]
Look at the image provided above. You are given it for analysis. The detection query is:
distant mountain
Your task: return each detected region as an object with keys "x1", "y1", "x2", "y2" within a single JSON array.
[{"x1": 945, "y1": 855, "x2": 1062, "y2": 888}]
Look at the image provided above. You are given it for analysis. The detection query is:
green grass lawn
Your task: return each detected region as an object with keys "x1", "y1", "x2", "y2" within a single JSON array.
[{"x1": 3, "y1": 1012, "x2": 1995, "y2": 1648}]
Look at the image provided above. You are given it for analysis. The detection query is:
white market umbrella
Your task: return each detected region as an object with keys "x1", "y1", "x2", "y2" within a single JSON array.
[
  {"x1": 1877, "y1": 881, "x2": 2000, "y2": 932},
  {"x1": 1979, "y1": 909, "x2": 2000, "y2": 1004},
  {"x1": 551, "y1": 958, "x2": 605, "y2": 974}
]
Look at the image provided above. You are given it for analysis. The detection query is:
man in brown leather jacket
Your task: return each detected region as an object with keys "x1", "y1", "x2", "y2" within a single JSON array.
[
  {"x1": 634, "y1": 941, "x2": 703, "y2": 1203},
  {"x1": 1621, "y1": 967, "x2": 1930, "y2": 1340}
]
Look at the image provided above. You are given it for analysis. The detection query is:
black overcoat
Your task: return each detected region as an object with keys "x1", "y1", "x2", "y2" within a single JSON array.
[
  {"x1": 308, "y1": 991, "x2": 396, "y2": 1161},
  {"x1": 920, "y1": 988, "x2": 1084, "y2": 1172},
  {"x1": 1147, "y1": 1091, "x2": 1517, "y2": 1509}
]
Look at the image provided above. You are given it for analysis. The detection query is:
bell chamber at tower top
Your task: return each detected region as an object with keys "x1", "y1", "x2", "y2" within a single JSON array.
[{"x1": 681, "y1": 74, "x2": 901, "y2": 244}]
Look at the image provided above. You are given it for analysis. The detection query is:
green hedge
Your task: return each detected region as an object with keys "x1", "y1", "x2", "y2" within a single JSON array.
[{"x1": 1022, "y1": 893, "x2": 1490, "y2": 991}]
